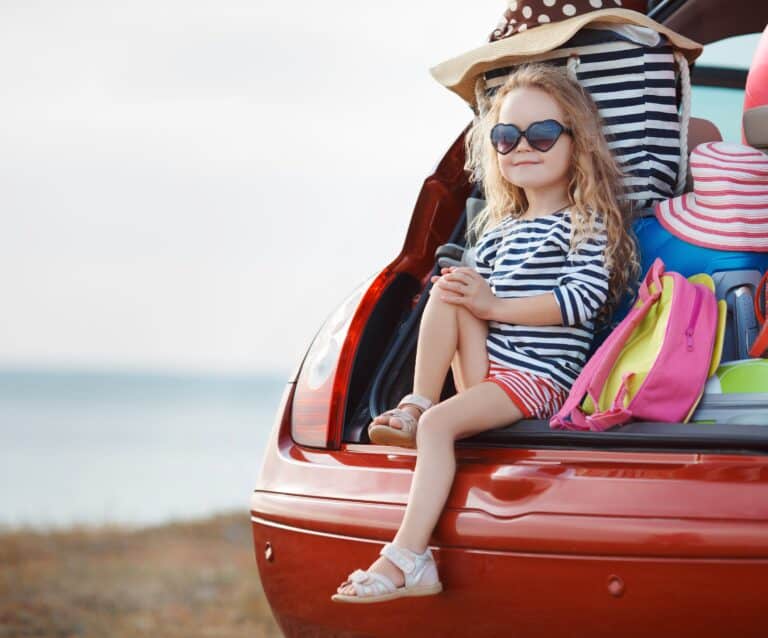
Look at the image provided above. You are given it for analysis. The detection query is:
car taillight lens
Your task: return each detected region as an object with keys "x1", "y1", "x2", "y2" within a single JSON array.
[{"x1": 290, "y1": 269, "x2": 394, "y2": 448}]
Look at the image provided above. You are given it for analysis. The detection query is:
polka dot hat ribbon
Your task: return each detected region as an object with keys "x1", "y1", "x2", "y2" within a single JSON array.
[{"x1": 490, "y1": 0, "x2": 648, "y2": 41}]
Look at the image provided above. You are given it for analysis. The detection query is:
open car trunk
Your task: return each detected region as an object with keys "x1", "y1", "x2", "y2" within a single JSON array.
[
  {"x1": 343, "y1": 268, "x2": 768, "y2": 455},
  {"x1": 339, "y1": 2, "x2": 768, "y2": 454},
  {"x1": 341, "y1": 192, "x2": 768, "y2": 456}
]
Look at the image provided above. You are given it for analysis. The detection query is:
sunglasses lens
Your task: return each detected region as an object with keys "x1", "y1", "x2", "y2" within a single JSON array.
[
  {"x1": 526, "y1": 120, "x2": 563, "y2": 152},
  {"x1": 491, "y1": 124, "x2": 521, "y2": 154}
]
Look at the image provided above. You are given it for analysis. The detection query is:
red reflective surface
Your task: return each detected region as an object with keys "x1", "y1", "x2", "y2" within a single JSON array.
[
  {"x1": 252, "y1": 518, "x2": 767, "y2": 638},
  {"x1": 252, "y1": 383, "x2": 768, "y2": 637}
]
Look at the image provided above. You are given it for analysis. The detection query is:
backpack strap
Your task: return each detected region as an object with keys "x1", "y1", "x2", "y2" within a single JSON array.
[
  {"x1": 585, "y1": 283, "x2": 662, "y2": 413},
  {"x1": 637, "y1": 257, "x2": 664, "y2": 307},
  {"x1": 580, "y1": 371, "x2": 636, "y2": 430}
]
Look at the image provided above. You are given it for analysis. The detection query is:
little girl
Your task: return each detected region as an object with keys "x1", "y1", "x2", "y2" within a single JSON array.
[{"x1": 333, "y1": 63, "x2": 638, "y2": 602}]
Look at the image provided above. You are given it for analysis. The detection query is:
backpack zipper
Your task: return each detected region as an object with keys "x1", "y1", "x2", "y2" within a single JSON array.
[{"x1": 685, "y1": 286, "x2": 703, "y2": 351}]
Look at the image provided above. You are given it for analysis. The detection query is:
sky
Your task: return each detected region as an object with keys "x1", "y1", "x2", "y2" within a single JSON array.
[
  {"x1": 0, "y1": 0, "x2": 504, "y2": 377},
  {"x1": 0, "y1": 2, "x2": 761, "y2": 377}
]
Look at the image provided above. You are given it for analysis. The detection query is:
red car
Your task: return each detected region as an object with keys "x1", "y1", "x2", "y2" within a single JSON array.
[{"x1": 252, "y1": 2, "x2": 768, "y2": 636}]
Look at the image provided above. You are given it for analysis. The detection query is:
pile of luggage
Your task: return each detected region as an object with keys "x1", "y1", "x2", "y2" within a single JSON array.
[{"x1": 431, "y1": 2, "x2": 768, "y2": 429}]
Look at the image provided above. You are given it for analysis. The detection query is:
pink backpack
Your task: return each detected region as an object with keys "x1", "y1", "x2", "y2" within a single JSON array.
[{"x1": 550, "y1": 258, "x2": 720, "y2": 432}]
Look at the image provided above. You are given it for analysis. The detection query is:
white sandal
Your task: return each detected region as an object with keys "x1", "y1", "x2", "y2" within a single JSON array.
[
  {"x1": 331, "y1": 542, "x2": 443, "y2": 603},
  {"x1": 367, "y1": 393, "x2": 433, "y2": 448}
]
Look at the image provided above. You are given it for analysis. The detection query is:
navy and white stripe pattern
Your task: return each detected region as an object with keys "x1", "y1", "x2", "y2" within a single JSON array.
[
  {"x1": 474, "y1": 210, "x2": 610, "y2": 391},
  {"x1": 484, "y1": 26, "x2": 681, "y2": 208}
]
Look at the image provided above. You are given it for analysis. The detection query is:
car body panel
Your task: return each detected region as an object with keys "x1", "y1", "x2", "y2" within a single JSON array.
[
  {"x1": 257, "y1": 386, "x2": 768, "y2": 533},
  {"x1": 252, "y1": 516, "x2": 768, "y2": 638},
  {"x1": 252, "y1": 491, "x2": 768, "y2": 559},
  {"x1": 253, "y1": 383, "x2": 768, "y2": 635}
]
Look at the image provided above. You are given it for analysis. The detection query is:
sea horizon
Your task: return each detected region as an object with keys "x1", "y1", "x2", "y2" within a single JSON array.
[{"x1": 0, "y1": 366, "x2": 289, "y2": 530}]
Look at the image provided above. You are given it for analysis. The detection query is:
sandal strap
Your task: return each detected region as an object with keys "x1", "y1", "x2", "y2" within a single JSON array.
[
  {"x1": 349, "y1": 568, "x2": 397, "y2": 597},
  {"x1": 375, "y1": 408, "x2": 418, "y2": 434},
  {"x1": 348, "y1": 569, "x2": 369, "y2": 582},
  {"x1": 380, "y1": 542, "x2": 431, "y2": 576},
  {"x1": 398, "y1": 393, "x2": 433, "y2": 413}
]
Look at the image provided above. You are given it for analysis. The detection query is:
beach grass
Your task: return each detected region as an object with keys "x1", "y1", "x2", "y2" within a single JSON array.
[{"x1": 0, "y1": 512, "x2": 282, "y2": 637}]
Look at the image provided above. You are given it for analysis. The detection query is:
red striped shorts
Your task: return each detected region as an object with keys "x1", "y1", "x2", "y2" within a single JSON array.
[{"x1": 484, "y1": 364, "x2": 569, "y2": 420}]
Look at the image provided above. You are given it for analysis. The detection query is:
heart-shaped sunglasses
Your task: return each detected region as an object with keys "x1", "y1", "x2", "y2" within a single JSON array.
[{"x1": 490, "y1": 119, "x2": 572, "y2": 154}]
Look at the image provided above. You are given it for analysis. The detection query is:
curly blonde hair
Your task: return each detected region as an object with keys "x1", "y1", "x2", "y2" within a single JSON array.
[{"x1": 465, "y1": 63, "x2": 639, "y2": 323}]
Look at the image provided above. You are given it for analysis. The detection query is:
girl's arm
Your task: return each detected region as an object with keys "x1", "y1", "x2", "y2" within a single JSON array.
[
  {"x1": 491, "y1": 222, "x2": 611, "y2": 328},
  {"x1": 550, "y1": 236, "x2": 610, "y2": 327},
  {"x1": 433, "y1": 268, "x2": 561, "y2": 324},
  {"x1": 436, "y1": 230, "x2": 610, "y2": 327},
  {"x1": 487, "y1": 294, "x2": 563, "y2": 326}
]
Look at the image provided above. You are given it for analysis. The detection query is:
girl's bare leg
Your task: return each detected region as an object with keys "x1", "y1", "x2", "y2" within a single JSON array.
[
  {"x1": 338, "y1": 381, "x2": 523, "y2": 595},
  {"x1": 412, "y1": 292, "x2": 489, "y2": 401},
  {"x1": 370, "y1": 293, "x2": 489, "y2": 430},
  {"x1": 340, "y1": 296, "x2": 491, "y2": 595},
  {"x1": 450, "y1": 304, "x2": 490, "y2": 393}
]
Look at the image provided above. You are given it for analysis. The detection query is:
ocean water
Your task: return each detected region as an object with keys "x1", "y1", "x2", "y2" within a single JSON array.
[{"x1": 0, "y1": 369, "x2": 288, "y2": 529}]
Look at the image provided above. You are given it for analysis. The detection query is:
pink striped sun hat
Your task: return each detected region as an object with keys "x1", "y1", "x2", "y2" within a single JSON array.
[{"x1": 655, "y1": 142, "x2": 768, "y2": 252}]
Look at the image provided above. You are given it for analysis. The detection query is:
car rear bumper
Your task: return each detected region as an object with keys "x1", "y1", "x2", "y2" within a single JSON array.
[{"x1": 252, "y1": 491, "x2": 768, "y2": 638}]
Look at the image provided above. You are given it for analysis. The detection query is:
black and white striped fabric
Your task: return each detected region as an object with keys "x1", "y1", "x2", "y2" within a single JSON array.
[
  {"x1": 483, "y1": 25, "x2": 683, "y2": 209},
  {"x1": 474, "y1": 209, "x2": 609, "y2": 392}
]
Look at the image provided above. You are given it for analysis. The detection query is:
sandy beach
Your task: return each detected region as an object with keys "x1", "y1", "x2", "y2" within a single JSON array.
[{"x1": 0, "y1": 511, "x2": 282, "y2": 637}]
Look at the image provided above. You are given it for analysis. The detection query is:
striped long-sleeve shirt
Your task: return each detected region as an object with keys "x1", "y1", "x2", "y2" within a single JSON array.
[{"x1": 474, "y1": 210, "x2": 610, "y2": 392}]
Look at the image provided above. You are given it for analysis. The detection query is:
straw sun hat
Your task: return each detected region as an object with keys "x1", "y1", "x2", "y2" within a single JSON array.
[
  {"x1": 655, "y1": 142, "x2": 768, "y2": 252},
  {"x1": 430, "y1": 1, "x2": 703, "y2": 106}
]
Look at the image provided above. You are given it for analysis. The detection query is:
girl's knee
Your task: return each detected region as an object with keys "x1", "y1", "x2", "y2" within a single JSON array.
[
  {"x1": 416, "y1": 409, "x2": 455, "y2": 446},
  {"x1": 426, "y1": 289, "x2": 458, "y2": 313}
]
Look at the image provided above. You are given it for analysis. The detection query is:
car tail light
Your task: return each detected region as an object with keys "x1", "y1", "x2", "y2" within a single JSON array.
[{"x1": 290, "y1": 269, "x2": 395, "y2": 448}]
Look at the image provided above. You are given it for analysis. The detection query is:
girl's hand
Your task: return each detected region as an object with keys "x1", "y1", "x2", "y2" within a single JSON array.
[{"x1": 430, "y1": 267, "x2": 496, "y2": 320}]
